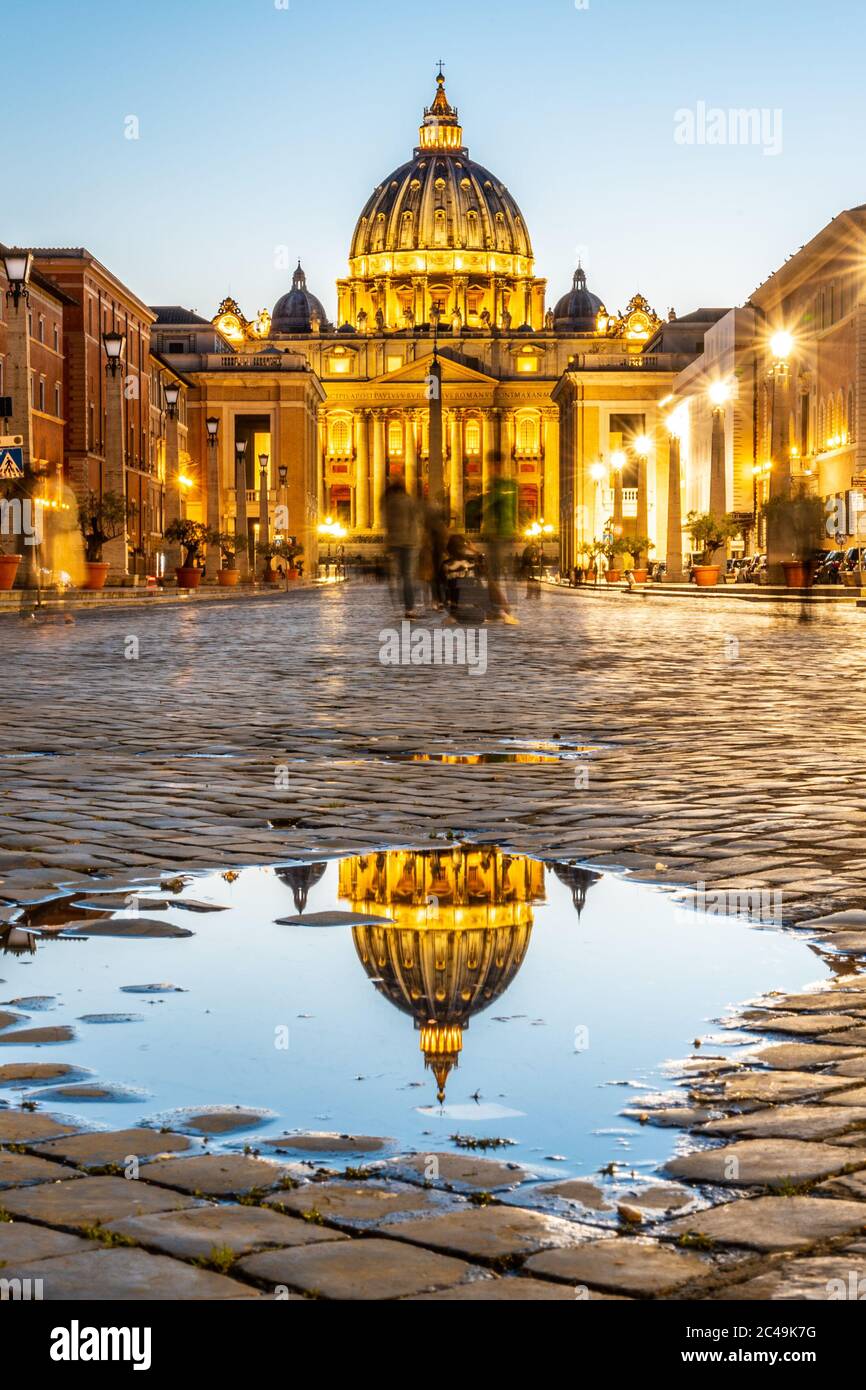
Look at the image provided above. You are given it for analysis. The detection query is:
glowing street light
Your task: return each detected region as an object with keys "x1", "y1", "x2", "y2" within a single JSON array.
[
  {"x1": 708, "y1": 381, "x2": 731, "y2": 408},
  {"x1": 770, "y1": 329, "x2": 794, "y2": 363}
]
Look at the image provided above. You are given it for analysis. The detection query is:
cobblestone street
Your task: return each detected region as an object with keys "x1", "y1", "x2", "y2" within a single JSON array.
[
  {"x1": 3, "y1": 584, "x2": 866, "y2": 1302},
  {"x1": 1, "y1": 584, "x2": 865, "y2": 918}
]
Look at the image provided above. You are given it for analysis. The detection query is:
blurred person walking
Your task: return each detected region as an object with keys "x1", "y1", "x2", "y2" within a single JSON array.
[
  {"x1": 383, "y1": 479, "x2": 420, "y2": 618},
  {"x1": 482, "y1": 454, "x2": 519, "y2": 624}
]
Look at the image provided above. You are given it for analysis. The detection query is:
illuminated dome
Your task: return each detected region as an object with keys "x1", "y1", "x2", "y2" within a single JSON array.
[
  {"x1": 347, "y1": 69, "x2": 534, "y2": 278},
  {"x1": 342, "y1": 848, "x2": 544, "y2": 1102},
  {"x1": 553, "y1": 266, "x2": 607, "y2": 332},
  {"x1": 272, "y1": 262, "x2": 329, "y2": 334}
]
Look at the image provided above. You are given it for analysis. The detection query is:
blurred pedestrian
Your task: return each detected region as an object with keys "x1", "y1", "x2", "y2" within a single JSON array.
[
  {"x1": 383, "y1": 479, "x2": 420, "y2": 617},
  {"x1": 482, "y1": 454, "x2": 519, "y2": 625}
]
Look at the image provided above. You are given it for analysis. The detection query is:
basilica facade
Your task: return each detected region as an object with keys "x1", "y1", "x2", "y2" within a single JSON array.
[{"x1": 152, "y1": 70, "x2": 719, "y2": 573}]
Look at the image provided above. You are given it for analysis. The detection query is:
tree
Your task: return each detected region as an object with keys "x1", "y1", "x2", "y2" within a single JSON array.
[
  {"x1": 761, "y1": 486, "x2": 825, "y2": 560},
  {"x1": 78, "y1": 491, "x2": 133, "y2": 563},
  {"x1": 686, "y1": 511, "x2": 740, "y2": 565},
  {"x1": 164, "y1": 519, "x2": 208, "y2": 568},
  {"x1": 207, "y1": 529, "x2": 247, "y2": 571}
]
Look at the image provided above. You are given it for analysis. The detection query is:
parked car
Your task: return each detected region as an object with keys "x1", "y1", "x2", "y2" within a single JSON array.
[
  {"x1": 737, "y1": 553, "x2": 767, "y2": 582},
  {"x1": 649, "y1": 561, "x2": 667, "y2": 582}
]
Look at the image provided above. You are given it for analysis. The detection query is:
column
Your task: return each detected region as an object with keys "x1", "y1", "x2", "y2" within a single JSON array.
[
  {"x1": 542, "y1": 408, "x2": 559, "y2": 526},
  {"x1": 162, "y1": 412, "x2": 183, "y2": 576},
  {"x1": 449, "y1": 409, "x2": 463, "y2": 526},
  {"x1": 372, "y1": 409, "x2": 386, "y2": 528},
  {"x1": 710, "y1": 406, "x2": 727, "y2": 517},
  {"x1": 103, "y1": 368, "x2": 128, "y2": 578},
  {"x1": 666, "y1": 432, "x2": 684, "y2": 581},
  {"x1": 316, "y1": 408, "x2": 327, "y2": 516},
  {"x1": 354, "y1": 409, "x2": 369, "y2": 529},
  {"x1": 481, "y1": 411, "x2": 492, "y2": 498},
  {"x1": 405, "y1": 410, "x2": 418, "y2": 499},
  {"x1": 428, "y1": 359, "x2": 444, "y2": 507}
]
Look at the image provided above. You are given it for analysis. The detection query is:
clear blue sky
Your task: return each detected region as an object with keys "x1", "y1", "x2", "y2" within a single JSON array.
[{"x1": 7, "y1": 0, "x2": 865, "y2": 323}]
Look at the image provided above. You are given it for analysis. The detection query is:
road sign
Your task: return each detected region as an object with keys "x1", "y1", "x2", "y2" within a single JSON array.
[
  {"x1": 0, "y1": 435, "x2": 23, "y2": 447},
  {"x1": 0, "y1": 447, "x2": 24, "y2": 479}
]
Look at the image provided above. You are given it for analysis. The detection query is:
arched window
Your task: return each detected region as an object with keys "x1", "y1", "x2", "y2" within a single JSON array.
[
  {"x1": 399, "y1": 211, "x2": 414, "y2": 249},
  {"x1": 465, "y1": 419, "x2": 481, "y2": 455},
  {"x1": 329, "y1": 417, "x2": 352, "y2": 456},
  {"x1": 434, "y1": 208, "x2": 448, "y2": 247},
  {"x1": 466, "y1": 210, "x2": 480, "y2": 248},
  {"x1": 516, "y1": 416, "x2": 539, "y2": 454},
  {"x1": 388, "y1": 419, "x2": 403, "y2": 455},
  {"x1": 849, "y1": 387, "x2": 856, "y2": 443}
]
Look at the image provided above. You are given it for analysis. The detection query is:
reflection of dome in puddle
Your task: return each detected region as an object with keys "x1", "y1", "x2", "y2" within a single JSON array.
[
  {"x1": 341, "y1": 848, "x2": 546, "y2": 1102},
  {"x1": 275, "y1": 861, "x2": 327, "y2": 915},
  {"x1": 549, "y1": 863, "x2": 601, "y2": 917}
]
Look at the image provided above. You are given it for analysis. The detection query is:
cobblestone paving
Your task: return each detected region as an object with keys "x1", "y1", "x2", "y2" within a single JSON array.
[{"x1": 3, "y1": 583, "x2": 866, "y2": 1299}]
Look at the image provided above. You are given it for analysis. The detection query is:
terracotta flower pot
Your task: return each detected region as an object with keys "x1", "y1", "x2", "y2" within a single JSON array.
[
  {"x1": 632, "y1": 569, "x2": 648, "y2": 584},
  {"x1": 693, "y1": 565, "x2": 720, "y2": 587},
  {"x1": 783, "y1": 561, "x2": 810, "y2": 589},
  {"x1": 263, "y1": 570, "x2": 280, "y2": 584},
  {"x1": 605, "y1": 569, "x2": 621, "y2": 583},
  {"x1": 0, "y1": 554, "x2": 21, "y2": 591},
  {"x1": 176, "y1": 566, "x2": 202, "y2": 589},
  {"x1": 218, "y1": 568, "x2": 241, "y2": 587},
  {"x1": 286, "y1": 567, "x2": 299, "y2": 580},
  {"x1": 81, "y1": 561, "x2": 110, "y2": 591}
]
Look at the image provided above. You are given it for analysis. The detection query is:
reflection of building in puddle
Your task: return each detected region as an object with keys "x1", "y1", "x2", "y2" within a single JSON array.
[
  {"x1": 275, "y1": 862, "x2": 327, "y2": 915},
  {"x1": 341, "y1": 847, "x2": 546, "y2": 1102},
  {"x1": 1, "y1": 921, "x2": 88, "y2": 957},
  {"x1": 548, "y1": 863, "x2": 601, "y2": 917}
]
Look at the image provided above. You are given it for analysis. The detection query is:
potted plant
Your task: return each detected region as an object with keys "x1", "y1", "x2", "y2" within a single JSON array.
[
  {"x1": 0, "y1": 541, "x2": 20, "y2": 590},
  {"x1": 686, "y1": 512, "x2": 739, "y2": 586},
  {"x1": 164, "y1": 519, "x2": 208, "y2": 588},
  {"x1": 77, "y1": 490, "x2": 131, "y2": 589},
  {"x1": 761, "y1": 487, "x2": 826, "y2": 588},
  {"x1": 259, "y1": 537, "x2": 303, "y2": 583},
  {"x1": 208, "y1": 529, "x2": 247, "y2": 587},
  {"x1": 624, "y1": 534, "x2": 655, "y2": 584},
  {"x1": 593, "y1": 535, "x2": 631, "y2": 582}
]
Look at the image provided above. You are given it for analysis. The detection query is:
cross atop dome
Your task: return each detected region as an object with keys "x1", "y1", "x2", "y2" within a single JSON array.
[{"x1": 419, "y1": 63, "x2": 464, "y2": 152}]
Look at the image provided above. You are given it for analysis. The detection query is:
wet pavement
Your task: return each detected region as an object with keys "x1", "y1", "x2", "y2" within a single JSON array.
[{"x1": 2, "y1": 583, "x2": 866, "y2": 1299}]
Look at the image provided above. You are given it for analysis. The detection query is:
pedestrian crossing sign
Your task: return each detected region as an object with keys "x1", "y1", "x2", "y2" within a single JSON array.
[{"x1": 0, "y1": 448, "x2": 24, "y2": 478}]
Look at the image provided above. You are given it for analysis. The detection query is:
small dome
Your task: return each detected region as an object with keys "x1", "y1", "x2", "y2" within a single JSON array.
[
  {"x1": 553, "y1": 266, "x2": 606, "y2": 332},
  {"x1": 271, "y1": 262, "x2": 329, "y2": 334}
]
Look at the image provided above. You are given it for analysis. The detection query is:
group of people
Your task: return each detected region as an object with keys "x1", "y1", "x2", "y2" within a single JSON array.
[{"x1": 382, "y1": 459, "x2": 522, "y2": 626}]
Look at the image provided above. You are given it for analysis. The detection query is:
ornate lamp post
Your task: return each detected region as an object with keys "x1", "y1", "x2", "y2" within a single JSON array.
[
  {"x1": 610, "y1": 449, "x2": 625, "y2": 532},
  {"x1": 2, "y1": 250, "x2": 33, "y2": 308},
  {"x1": 258, "y1": 452, "x2": 270, "y2": 561}
]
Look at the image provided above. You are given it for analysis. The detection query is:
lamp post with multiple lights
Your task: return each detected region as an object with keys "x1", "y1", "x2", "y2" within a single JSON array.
[{"x1": 708, "y1": 381, "x2": 731, "y2": 520}]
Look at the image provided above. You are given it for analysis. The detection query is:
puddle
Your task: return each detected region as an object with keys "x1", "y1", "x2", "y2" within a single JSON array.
[
  {"x1": 0, "y1": 848, "x2": 833, "y2": 1179},
  {"x1": 363, "y1": 741, "x2": 598, "y2": 765}
]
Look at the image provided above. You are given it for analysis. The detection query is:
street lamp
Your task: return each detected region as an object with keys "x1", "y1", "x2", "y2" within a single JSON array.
[
  {"x1": 206, "y1": 417, "x2": 219, "y2": 445},
  {"x1": 633, "y1": 434, "x2": 652, "y2": 457},
  {"x1": 102, "y1": 331, "x2": 126, "y2": 377},
  {"x1": 2, "y1": 250, "x2": 33, "y2": 309},
  {"x1": 770, "y1": 330, "x2": 794, "y2": 365},
  {"x1": 163, "y1": 382, "x2": 180, "y2": 418},
  {"x1": 278, "y1": 464, "x2": 288, "y2": 488},
  {"x1": 708, "y1": 381, "x2": 731, "y2": 409},
  {"x1": 235, "y1": 440, "x2": 247, "y2": 463}
]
